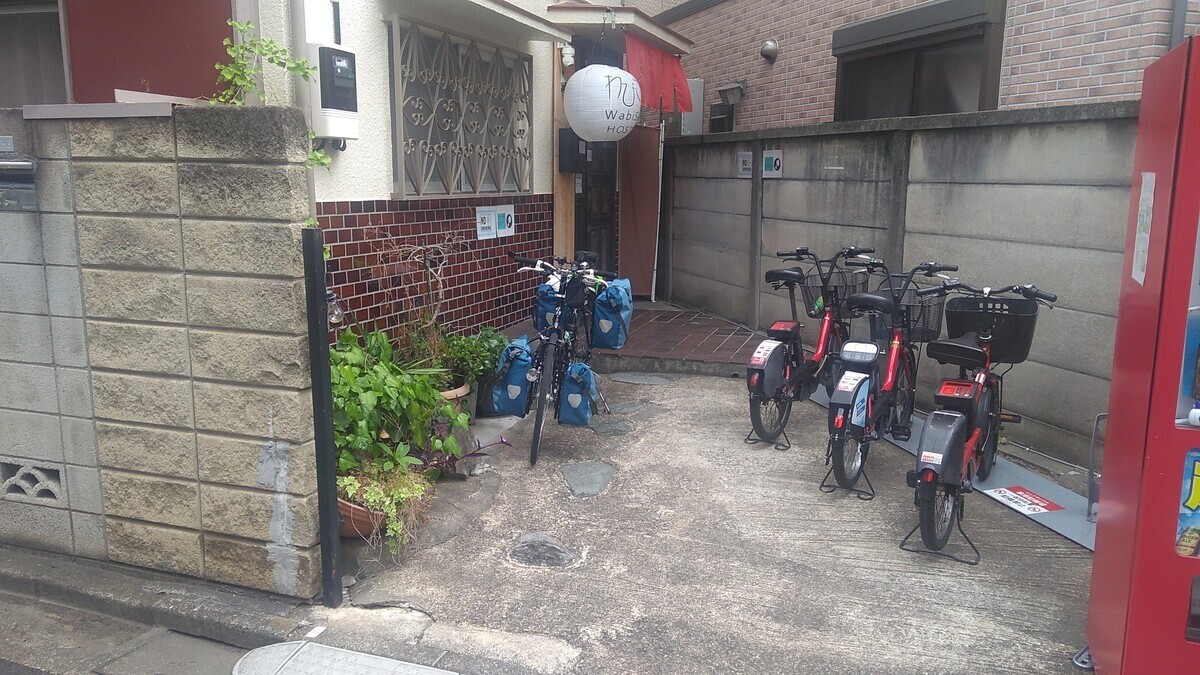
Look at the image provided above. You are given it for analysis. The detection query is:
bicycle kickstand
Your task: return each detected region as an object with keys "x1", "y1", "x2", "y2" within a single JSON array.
[{"x1": 597, "y1": 386, "x2": 612, "y2": 414}]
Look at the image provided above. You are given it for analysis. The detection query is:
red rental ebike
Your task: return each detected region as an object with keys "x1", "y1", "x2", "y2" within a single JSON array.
[
  {"x1": 746, "y1": 246, "x2": 872, "y2": 445},
  {"x1": 905, "y1": 280, "x2": 1056, "y2": 557},
  {"x1": 824, "y1": 258, "x2": 957, "y2": 494}
]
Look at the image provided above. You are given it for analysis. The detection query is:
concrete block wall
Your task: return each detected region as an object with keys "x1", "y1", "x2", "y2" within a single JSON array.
[
  {"x1": 903, "y1": 115, "x2": 1136, "y2": 464},
  {"x1": 0, "y1": 106, "x2": 322, "y2": 599},
  {"x1": 668, "y1": 142, "x2": 756, "y2": 324},
  {"x1": 0, "y1": 110, "x2": 105, "y2": 559},
  {"x1": 665, "y1": 103, "x2": 1138, "y2": 466}
]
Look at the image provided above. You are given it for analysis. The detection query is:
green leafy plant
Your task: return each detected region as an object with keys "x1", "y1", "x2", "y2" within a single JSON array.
[
  {"x1": 444, "y1": 327, "x2": 509, "y2": 383},
  {"x1": 214, "y1": 19, "x2": 315, "y2": 105},
  {"x1": 338, "y1": 465, "x2": 432, "y2": 554},
  {"x1": 330, "y1": 328, "x2": 469, "y2": 475},
  {"x1": 213, "y1": 19, "x2": 330, "y2": 169}
]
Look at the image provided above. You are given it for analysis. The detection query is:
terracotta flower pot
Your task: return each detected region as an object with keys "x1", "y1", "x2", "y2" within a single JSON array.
[
  {"x1": 440, "y1": 380, "x2": 472, "y2": 414},
  {"x1": 338, "y1": 497, "x2": 383, "y2": 538}
]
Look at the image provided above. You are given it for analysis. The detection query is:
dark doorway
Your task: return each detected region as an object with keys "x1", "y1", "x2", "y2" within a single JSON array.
[{"x1": 576, "y1": 141, "x2": 617, "y2": 271}]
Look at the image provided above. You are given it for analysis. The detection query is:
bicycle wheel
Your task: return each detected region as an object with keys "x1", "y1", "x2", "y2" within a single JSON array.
[
  {"x1": 530, "y1": 341, "x2": 556, "y2": 467},
  {"x1": 976, "y1": 384, "x2": 1000, "y2": 482},
  {"x1": 830, "y1": 436, "x2": 866, "y2": 488},
  {"x1": 918, "y1": 483, "x2": 959, "y2": 551},
  {"x1": 889, "y1": 348, "x2": 916, "y2": 434},
  {"x1": 750, "y1": 393, "x2": 792, "y2": 441}
]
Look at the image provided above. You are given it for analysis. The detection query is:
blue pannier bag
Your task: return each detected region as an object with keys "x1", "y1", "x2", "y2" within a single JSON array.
[
  {"x1": 592, "y1": 279, "x2": 633, "y2": 349},
  {"x1": 491, "y1": 336, "x2": 533, "y2": 417},
  {"x1": 534, "y1": 283, "x2": 559, "y2": 331},
  {"x1": 558, "y1": 362, "x2": 598, "y2": 426}
]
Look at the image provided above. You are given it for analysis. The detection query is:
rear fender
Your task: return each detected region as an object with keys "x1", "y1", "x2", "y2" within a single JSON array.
[
  {"x1": 913, "y1": 410, "x2": 968, "y2": 486},
  {"x1": 746, "y1": 339, "x2": 787, "y2": 397},
  {"x1": 828, "y1": 371, "x2": 871, "y2": 434}
]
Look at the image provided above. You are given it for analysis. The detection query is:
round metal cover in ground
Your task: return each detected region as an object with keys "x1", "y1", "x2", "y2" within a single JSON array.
[{"x1": 509, "y1": 533, "x2": 576, "y2": 567}]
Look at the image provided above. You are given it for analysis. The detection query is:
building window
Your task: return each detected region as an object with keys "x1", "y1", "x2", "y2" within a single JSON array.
[
  {"x1": 390, "y1": 21, "x2": 532, "y2": 197},
  {"x1": 0, "y1": 1, "x2": 67, "y2": 107},
  {"x1": 833, "y1": 0, "x2": 1005, "y2": 121}
]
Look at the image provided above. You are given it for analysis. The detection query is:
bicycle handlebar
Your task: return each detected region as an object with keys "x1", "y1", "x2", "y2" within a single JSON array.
[
  {"x1": 916, "y1": 280, "x2": 1057, "y2": 303},
  {"x1": 508, "y1": 251, "x2": 537, "y2": 266},
  {"x1": 776, "y1": 247, "x2": 809, "y2": 258}
]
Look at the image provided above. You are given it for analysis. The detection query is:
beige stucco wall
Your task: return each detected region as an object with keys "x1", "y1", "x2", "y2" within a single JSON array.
[{"x1": 254, "y1": 0, "x2": 556, "y2": 201}]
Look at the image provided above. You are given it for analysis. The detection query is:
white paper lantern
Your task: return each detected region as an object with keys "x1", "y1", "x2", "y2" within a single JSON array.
[{"x1": 563, "y1": 64, "x2": 642, "y2": 142}]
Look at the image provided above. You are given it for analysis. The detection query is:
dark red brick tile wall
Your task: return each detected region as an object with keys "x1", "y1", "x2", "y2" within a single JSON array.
[{"x1": 316, "y1": 194, "x2": 553, "y2": 337}]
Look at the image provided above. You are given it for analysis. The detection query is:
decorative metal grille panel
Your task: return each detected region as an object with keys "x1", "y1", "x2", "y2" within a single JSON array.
[{"x1": 393, "y1": 21, "x2": 532, "y2": 197}]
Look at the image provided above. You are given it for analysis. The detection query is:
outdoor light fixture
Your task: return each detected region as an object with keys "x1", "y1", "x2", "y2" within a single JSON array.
[
  {"x1": 761, "y1": 39, "x2": 779, "y2": 64},
  {"x1": 561, "y1": 45, "x2": 575, "y2": 68},
  {"x1": 717, "y1": 81, "x2": 747, "y2": 106},
  {"x1": 326, "y1": 290, "x2": 345, "y2": 325}
]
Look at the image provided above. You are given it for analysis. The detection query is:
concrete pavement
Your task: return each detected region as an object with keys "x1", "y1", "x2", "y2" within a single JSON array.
[
  {"x1": 0, "y1": 372, "x2": 1092, "y2": 674},
  {"x1": 0, "y1": 591, "x2": 245, "y2": 674},
  {"x1": 331, "y1": 374, "x2": 1091, "y2": 674}
]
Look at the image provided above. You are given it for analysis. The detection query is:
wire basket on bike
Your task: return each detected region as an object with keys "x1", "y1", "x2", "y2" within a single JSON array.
[
  {"x1": 799, "y1": 268, "x2": 870, "y2": 318},
  {"x1": 944, "y1": 296, "x2": 1039, "y2": 364},
  {"x1": 875, "y1": 277, "x2": 946, "y2": 343}
]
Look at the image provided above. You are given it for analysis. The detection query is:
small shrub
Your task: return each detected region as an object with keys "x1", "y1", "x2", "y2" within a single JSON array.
[{"x1": 338, "y1": 465, "x2": 433, "y2": 554}]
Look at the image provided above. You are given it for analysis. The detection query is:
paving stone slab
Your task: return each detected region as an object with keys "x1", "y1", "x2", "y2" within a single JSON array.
[
  {"x1": 561, "y1": 461, "x2": 615, "y2": 498},
  {"x1": 96, "y1": 630, "x2": 246, "y2": 675},
  {"x1": 590, "y1": 417, "x2": 633, "y2": 437}
]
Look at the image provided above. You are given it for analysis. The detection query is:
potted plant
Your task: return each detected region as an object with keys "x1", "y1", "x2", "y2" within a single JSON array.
[
  {"x1": 330, "y1": 327, "x2": 469, "y2": 551},
  {"x1": 444, "y1": 327, "x2": 509, "y2": 423}
]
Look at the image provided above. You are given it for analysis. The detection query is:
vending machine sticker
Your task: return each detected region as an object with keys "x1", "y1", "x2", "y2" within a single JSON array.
[
  {"x1": 1132, "y1": 171, "x2": 1154, "y2": 285},
  {"x1": 1176, "y1": 449, "x2": 1200, "y2": 557}
]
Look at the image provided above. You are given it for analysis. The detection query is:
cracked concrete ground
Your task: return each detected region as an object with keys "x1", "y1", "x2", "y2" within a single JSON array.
[{"x1": 318, "y1": 374, "x2": 1091, "y2": 674}]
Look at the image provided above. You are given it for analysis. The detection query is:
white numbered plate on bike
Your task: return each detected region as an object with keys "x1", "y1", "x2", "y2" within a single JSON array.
[
  {"x1": 750, "y1": 340, "x2": 783, "y2": 366},
  {"x1": 919, "y1": 451, "x2": 943, "y2": 464},
  {"x1": 835, "y1": 372, "x2": 868, "y2": 392}
]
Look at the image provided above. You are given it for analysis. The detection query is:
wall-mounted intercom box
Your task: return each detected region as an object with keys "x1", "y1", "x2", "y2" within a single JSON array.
[{"x1": 307, "y1": 45, "x2": 358, "y2": 140}]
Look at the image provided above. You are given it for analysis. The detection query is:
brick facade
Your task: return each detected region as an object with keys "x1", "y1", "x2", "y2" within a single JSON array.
[
  {"x1": 660, "y1": 0, "x2": 1189, "y2": 131},
  {"x1": 317, "y1": 194, "x2": 553, "y2": 338},
  {"x1": 1000, "y1": 0, "x2": 1173, "y2": 108}
]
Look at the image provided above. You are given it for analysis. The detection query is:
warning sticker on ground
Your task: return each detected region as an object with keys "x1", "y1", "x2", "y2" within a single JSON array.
[{"x1": 981, "y1": 485, "x2": 1065, "y2": 515}]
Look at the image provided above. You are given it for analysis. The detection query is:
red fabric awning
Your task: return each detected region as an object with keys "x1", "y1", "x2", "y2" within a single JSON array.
[{"x1": 625, "y1": 32, "x2": 692, "y2": 113}]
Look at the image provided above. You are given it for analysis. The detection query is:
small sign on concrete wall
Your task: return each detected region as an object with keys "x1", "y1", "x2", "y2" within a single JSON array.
[
  {"x1": 476, "y1": 206, "x2": 497, "y2": 240},
  {"x1": 496, "y1": 204, "x2": 515, "y2": 238},
  {"x1": 763, "y1": 150, "x2": 783, "y2": 178},
  {"x1": 737, "y1": 152, "x2": 753, "y2": 178}
]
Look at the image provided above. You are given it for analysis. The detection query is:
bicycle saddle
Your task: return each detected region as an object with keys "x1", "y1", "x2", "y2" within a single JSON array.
[
  {"x1": 845, "y1": 292, "x2": 893, "y2": 315},
  {"x1": 926, "y1": 332, "x2": 986, "y2": 368},
  {"x1": 764, "y1": 267, "x2": 805, "y2": 284}
]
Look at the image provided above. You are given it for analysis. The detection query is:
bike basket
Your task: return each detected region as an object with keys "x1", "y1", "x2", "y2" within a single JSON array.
[
  {"x1": 944, "y1": 296, "x2": 1040, "y2": 364},
  {"x1": 799, "y1": 268, "x2": 870, "y2": 318},
  {"x1": 875, "y1": 277, "x2": 945, "y2": 343}
]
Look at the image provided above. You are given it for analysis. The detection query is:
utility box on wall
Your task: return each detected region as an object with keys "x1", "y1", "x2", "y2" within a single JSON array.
[{"x1": 308, "y1": 45, "x2": 358, "y2": 139}]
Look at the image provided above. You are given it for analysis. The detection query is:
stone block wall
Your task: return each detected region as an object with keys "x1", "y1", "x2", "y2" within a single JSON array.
[
  {"x1": 664, "y1": 103, "x2": 1137, "y2": 466},
  {"x1": 0, "y1": 105, "x2": 322, "y2": 598}
]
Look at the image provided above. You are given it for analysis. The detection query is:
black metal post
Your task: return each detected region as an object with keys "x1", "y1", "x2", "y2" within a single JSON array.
[{"x1": 302, "y1": 228, "x2": 342, "y2": 608}]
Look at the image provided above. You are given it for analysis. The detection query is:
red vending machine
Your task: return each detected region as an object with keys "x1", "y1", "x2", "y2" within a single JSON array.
[{"x1": 1087, "y1": 36, "x2": 1200, "y2": 671}]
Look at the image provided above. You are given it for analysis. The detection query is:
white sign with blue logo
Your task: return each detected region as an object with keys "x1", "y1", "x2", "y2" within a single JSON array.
[
  {"x1": 476, "y1": 206, "x2": 497, "y2": 240},
  {"x1": 763, "y1": 149, "x2": 783, "y2": 179},
  {"x1": 496, "y1": 205, "x2": 515, "y2": 238}
]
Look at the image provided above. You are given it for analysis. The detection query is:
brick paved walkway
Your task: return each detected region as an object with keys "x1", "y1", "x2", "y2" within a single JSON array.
[{"x1": 602, "y1": 307, "x2": 759, "y2": 364}]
